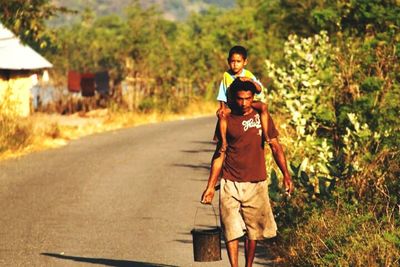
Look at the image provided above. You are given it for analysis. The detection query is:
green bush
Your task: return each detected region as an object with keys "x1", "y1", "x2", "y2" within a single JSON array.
[
  {"x1": 360, "y1": 77, "x2": 383, "y2": 93},
  {"x1": 138, "y1": 97, "x2": 156, "y2": 113},
  {"x1": 265, "y1": 30, "x2": 399, "y2": 266}
]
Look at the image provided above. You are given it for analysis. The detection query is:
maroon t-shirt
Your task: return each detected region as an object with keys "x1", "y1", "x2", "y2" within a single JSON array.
[{"x1": 222, "y1": 109, "x2": 279, "y2": 183}]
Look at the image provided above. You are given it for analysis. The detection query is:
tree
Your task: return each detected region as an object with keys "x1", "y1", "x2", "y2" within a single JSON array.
[{"x1": 0, "y1": 0, "x2": 70, "y2": 49}]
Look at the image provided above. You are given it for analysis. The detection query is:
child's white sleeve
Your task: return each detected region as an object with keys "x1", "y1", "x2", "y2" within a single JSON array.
[{"x1": 216, "y1": 80, "x2": 227, "y2": 102}]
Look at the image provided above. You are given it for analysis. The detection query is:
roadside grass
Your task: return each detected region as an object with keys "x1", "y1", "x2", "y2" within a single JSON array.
[
  {"x1": 0, "y1": 100, "x2": 217, "y2": 161},
  {"x1": 264, "y1": 200, "x2": 400, "y2": 267},
  {"x1": 261, "y1": 112, "x2": 400, "y2": 266},
  {"x1": 262, "y1": 146, "x2": 400, "y2": 266}
]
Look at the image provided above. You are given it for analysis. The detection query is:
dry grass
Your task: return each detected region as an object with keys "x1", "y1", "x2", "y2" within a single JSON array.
[
  {"x1": 0, "y1": 100, "x2": 217, "y2": 161},
  {"x1": 277, "y1": 206, "x2": 400, "y2": 267}
]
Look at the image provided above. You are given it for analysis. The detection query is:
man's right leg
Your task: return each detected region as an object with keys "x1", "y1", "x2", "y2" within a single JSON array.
[
  {"x1": 226, "y1": 238, "x2": 239, "y2": 267},
  {"x1": 220, "y1": 179, "x2": 245, "y2": 267}
]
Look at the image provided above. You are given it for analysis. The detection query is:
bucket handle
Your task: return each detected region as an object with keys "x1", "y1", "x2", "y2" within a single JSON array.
[{"x1": 193, "y1": 204, "x2": 219, "y2": 229}]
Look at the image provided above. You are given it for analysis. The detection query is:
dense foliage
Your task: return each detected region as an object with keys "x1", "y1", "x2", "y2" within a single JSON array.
[
  {"x1": 1, "y1": 0, "x2": 399, "y2": 265},
  {"x1": 0, "y1": 0, "x2": 70, "y2": 49},
  {"x1": 266, "y1": 30, "x2": 399, "y2": 266}
]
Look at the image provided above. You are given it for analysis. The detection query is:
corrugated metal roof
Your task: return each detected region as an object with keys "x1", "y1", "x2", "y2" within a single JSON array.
[{"x1": 0, "y1": 23, "x2": 53, "y2": 70}]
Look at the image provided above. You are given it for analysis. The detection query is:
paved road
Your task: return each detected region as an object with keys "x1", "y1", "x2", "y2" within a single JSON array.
[{"x1": 0, "y1": 116, "x2": 274, "y2": 266}]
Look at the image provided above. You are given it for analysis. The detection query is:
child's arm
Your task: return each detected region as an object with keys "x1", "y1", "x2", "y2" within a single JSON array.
[{"x1": 239, "y1": 76, "x2": 262, "y2": 94}]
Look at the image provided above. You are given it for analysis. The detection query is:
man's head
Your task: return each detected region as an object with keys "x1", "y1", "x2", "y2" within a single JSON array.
[
  {"x1": 227, "y1": 46, "x2": 248, "y2": 75},
  {"x1": 229, "y1": 78, "x2": 256, "y2": 114}
]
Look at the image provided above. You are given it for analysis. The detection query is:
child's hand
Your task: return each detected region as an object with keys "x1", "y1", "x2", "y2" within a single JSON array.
[
  {"x1": 239, "y1": 76, "x2": 251, "y2": 82},
  {"x1": 216, "y1": 107, "x2": 224, "y2": 117},
  {"x1": 240, "y1": 77, "x2": 262, "y2": 94},
  {"x1": 217, "y1": 107, "x2": 230, "y2": 118},
  {"x1": 220, "y1": 107, "x2": 231, "y2": 118}
]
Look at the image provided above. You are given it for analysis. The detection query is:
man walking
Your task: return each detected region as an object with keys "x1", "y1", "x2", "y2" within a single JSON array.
[{"x1": 201, "y1": 78, "x2": 294, "y2": 267}]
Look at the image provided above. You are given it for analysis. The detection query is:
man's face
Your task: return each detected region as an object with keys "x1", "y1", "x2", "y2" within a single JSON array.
[
  {"x1": 228, "y1": 53, "x2": 247, "y2": 75},
  {"x1": 234, "y1": 90, "x2": 254, "y2": 114}
]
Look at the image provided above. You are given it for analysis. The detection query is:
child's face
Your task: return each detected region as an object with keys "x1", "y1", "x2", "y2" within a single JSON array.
[{"x1": 228, "y1": 53, "x2": 247, "y2": 75}]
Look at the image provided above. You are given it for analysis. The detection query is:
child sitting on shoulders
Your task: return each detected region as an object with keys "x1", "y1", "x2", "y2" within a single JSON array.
[{"x1": 217, "y1": 45, "x2": 270, "y2": 152}]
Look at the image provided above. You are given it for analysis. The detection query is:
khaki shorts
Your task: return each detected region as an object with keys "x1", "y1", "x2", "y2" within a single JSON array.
[{"x1": 219, "y1": 178, "x2": 277, "y2": 242}]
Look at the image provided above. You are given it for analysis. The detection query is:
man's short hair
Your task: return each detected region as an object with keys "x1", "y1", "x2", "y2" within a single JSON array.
[
  {"x1": 229, "y1": 78, "x2": 257, "y2": 98},
  {"x1": 228, "y1": 46, "x2": 248, "y2": 60}
]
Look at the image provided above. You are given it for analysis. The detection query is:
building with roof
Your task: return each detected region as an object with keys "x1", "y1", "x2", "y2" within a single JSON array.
[{"x1": 0, "y1": 23, "x2": 53, "y2": 117}]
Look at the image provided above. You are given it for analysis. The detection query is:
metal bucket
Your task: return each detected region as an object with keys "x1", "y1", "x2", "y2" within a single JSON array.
[
  {"x1": 191, "y1": 205, "x2": 222, "y2": 262},
  {"x1": 191, "y1": 227, "x2": 222, "y2": 262}
]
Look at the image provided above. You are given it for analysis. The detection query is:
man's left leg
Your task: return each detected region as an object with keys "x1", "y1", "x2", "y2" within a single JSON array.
[
  {"x1": 245, "y1": 238, "x2": 257, "y2": 267},
  {"x1": 241, "y1": 180, "x2": 278, "y2": 266}
]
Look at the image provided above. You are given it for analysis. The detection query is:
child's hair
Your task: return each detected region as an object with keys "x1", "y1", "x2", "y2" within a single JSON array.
[
  {"x1": 229, "y1": 78, "x2": 257, "y2": 98},
  {"x1": 228, "y1": 46, "x2": 248, "y2": 60}
]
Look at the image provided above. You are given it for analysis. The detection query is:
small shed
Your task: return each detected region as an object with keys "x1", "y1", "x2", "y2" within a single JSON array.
[{"x1": 0, "y1": 23, "x2": 52, "y2": 117}]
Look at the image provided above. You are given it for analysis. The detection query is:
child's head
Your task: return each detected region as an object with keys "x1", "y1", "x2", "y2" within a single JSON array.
[{"x1": 227, "y1": 46, "x2": 248, "y2": 75}]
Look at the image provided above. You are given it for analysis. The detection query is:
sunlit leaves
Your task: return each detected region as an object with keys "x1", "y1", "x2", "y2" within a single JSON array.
[
  {"x1": 0, "y1": 0, "x2": 71, "y2": 49},
  {"x1": 266, "y1": 31, "x2": 337, "y2": 195}
]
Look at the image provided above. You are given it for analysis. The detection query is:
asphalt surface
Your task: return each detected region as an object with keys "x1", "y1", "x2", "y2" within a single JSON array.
[{"x1": 0, "y1": 116, "x2": 275, "y2": 267}]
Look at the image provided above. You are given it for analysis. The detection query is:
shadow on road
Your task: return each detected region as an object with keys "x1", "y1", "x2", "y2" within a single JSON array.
[
  {"x1": 191, "y1": 140, "x2": 215, "y2": 146},
  {"x1": 180, "y1": 149, "x2": 215, "y2": 153},
  {"x1": 172, "y1": 163, "x2": 210, "y2": 171},
  {"x1": 41, "y1": 253, "x2": 178, "y2": 267}
]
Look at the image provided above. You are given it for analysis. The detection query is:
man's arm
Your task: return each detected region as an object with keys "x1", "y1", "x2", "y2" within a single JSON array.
[
  {"x1": 200, "y1": 146, "x2": 225, "y2": 204},
  {"x1": 268, "y1": 137, "x2": 294, "y2": 194}
]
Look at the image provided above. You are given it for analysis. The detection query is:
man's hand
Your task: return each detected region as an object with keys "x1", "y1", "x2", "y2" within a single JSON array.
[
  {"x1": 201, "y1": 187, "x2": 215, "y2": 204},
  {"x1": 268, "y1": 137, "x2": 295, "y2": 196},
  {"x1": 283, "y1": 175, "x2": 294, "y2": 196}
]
